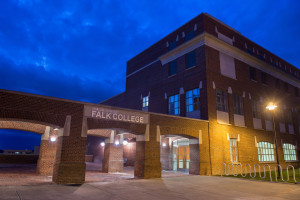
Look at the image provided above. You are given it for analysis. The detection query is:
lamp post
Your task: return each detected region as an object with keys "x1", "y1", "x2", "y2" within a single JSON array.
[{"x1": 266, "y1": 102, "x2": 280, "y2": 177}]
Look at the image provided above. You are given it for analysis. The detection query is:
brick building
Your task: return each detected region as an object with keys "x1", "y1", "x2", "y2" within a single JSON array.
[{"x1": 102, "y1": 13, "x2": 300, "y2": 174}]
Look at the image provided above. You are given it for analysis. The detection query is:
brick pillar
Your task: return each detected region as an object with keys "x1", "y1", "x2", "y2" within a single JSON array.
[
  {"x1": 52, "y1": 115, "x2": 87, "y2": 184},
  {"x1": 189, "y1": 139, "x2": 200, "y2": 175},
  {"x1": 160, "y1": 137, "x2": 172, "y2": 170},
  {"x1": 37, "y1": 126, "x2": 58, "y2": 175},
  {"x1": 102, "y1": 131, "x2": 124, "y2": 173},
  {"x1": 134, "y1": 124, "x2": 161, "y2": 178}
]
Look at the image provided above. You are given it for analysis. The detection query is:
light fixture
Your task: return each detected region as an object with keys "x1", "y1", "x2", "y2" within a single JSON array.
[
  {"x1": 123, "y1": 140, "x2": 128, "y2": 145},
  {"x1": 162, "y1": 143, "x2": 166, "y2": 147},
  {"x1": 54, "y1": 128, "x2": 59, "y2": 131},
  {"x1": 266, "y1": 102, "x2": 277, "y2": 110},
  {"x1": 50, "y1": 137, "x2": 57, "y2": 142},
  {"x1": 115, "y1": 141, "x2": 120, "y2": 145},
  {"x1": 100, "y1": 142, "x2": 105, "y2": 147}
]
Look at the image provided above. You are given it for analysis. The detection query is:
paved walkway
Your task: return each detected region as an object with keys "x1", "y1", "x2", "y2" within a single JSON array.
[{"x1": 0, "y1": 175, "x2": 300, "y2": 200}]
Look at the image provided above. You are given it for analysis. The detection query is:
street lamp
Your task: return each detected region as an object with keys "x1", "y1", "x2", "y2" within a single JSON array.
[{"x1": 266, "y1": 102, "x2": 280, "y2": 177}]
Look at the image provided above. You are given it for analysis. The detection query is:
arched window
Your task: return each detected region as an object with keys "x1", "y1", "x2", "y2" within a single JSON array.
[
  {"x1": 283, "y1": 143, "x2": 297, "y2": 161},
  {"x1": 257, "y1": 142, "x2": 274, "y2": 162}
]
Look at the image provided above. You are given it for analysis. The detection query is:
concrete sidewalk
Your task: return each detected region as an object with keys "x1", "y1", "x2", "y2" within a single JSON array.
[{"x1": 0, "y1": 176, "x2": 299, "y2": 200}]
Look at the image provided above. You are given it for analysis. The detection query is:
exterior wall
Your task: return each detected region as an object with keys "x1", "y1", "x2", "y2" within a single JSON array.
[
  {"x1": 86, "y1": 135, "x2": 105, "y2": 163},
  {"x1": 0, "y1": 155, "x2": 39, "y2": 164},
  {"x1": 123, "y1": 142, "x2": 136, "y2": 166}
]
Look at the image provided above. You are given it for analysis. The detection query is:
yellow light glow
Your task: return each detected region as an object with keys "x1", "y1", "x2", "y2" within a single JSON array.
[{"x1": 266, "y1": 103, "x2": 277, "y2": 110}]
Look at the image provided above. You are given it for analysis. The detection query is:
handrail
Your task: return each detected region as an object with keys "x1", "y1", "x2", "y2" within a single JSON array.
[{"x1": 220, "y1": 163, "x2": 299, "y2": 184}]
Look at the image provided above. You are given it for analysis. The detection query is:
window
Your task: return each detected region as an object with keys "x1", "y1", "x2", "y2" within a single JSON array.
[
  {"x1": 142, "y1": 96, "x2": 149, "y2": 111},
  {"x1": 169, "y1": 41, "x2": 177, "y2": 50},
  {"x1": 169, "y1": 94, "x2": 180, "y2": 116},
  {"x1": 168, "y1": 60, "x2": 177, "y2": 76},
  {"x1": 261, "y1": 72, "x2": 267, "y2": 84},
  {"x1": 295, "y1": 87, "x2": 299, "y2": 97},
  {"x1": 186, "y1": 51, "x2": 196, "y2": 69},
  {"x1": 216, "y1": 90, "x2": 228, "y2": 112},
  {"x1": 284, "y1": 82, "x2": 289, "y2": 92},
  {"x1": 278, "y1": 108, "x2": 285, "y2": 123},
  {"x1": 283, "y1": 143, "x2": 297, "y2": 161},
  {"x1": 186, "y1": 88, "x2": 200, "y2": 112},
  {"x1": 252, "y1": 100, "x2": 261, "y2": 119},
  {"x1": 185, "y1": 30, "x2": 194, "y2": 41},
  {"x1": 230, "y1": 139, "x2": 238, "y2": 162},
  {"x1": 233, "y1": 94, "x2": 243, "y2": 115},
  {"x1": 257, "y1": 142, "x2": 275, "y2": 162},
  {"x1": 264, "y1": 109, "x2": 272, "y2": 121},
  {"x1": 219, "y1": 52, "x2": 236, "y2": 79},
  {"x1": 249, "y1": 67, "x2": 256, "y2": 80}
]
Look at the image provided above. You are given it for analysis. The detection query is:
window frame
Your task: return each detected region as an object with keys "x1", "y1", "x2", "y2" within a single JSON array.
[
  {"x1": 186, "y1": 88, "x2": 200, "y2": 113},
  {"x1": 168, "y1": 94, "x2": 180, "y2": 116},
  {"x1": 186, "y1": 51, "x2": 196, "y2": 69},
  {"x1": 249, "y1": 67, "x2": 256, "y2": 81},
  {"x1": 252, "y1": 100, "x2": 261, "y2": 119},
  {"x1": 230, "y1": 138, "x2": 238, "y2": 163},
  {"x1": 142, "y1": 96, "x2": 149, "y2": 108},
  {"x1": 257, "y1": 142, "x2": 275, "y2": 162},
  {"x1": 233, "y1": 94, "x2": 244, "y2": 115},
  {"x1": 168, "y1": 60, "x2": 177, "y2": 76},
  {"x1": 283, "y1": 143, "x2": 297, "y2": 161},
  {"x1": 216, "y1": 89, "x2": 228, "y2": 112}
]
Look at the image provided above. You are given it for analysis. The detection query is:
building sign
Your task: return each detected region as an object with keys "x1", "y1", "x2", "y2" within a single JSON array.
[{"x1": 84, "y1": 105, "x2": 149, "y2": 124}]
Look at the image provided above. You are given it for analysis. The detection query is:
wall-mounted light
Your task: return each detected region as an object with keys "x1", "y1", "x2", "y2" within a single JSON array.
[
  {"x1": 162, "y1": 143, "x2": 166, "y2": 147},
  {"x1": 50, "y1": 137, "x2": 57, "y2": 142},
  {"x1": 100, "y1": 142, "x2": 105, "y2": 147},
  {"x1": 115, "y1": 141, "x2": 120, "y2": 146},
  {"x1": 54, "y1": 128, "x2": 59, "y2": 131},
  {"x1": 123, "y1": 140, "x2": 128, "y2": 145}
]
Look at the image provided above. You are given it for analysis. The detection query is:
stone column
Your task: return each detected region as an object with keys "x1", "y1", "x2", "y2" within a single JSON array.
[
  {"x1": 52, "y1": 115, "x2": 87, "y2": 184},
  {"x1": 160, "y1": 137, "x2": 172, "y2": 170},
  {"x1": 37, "y1": 126, "x2": 58, "y2": 175},
  {"x1": 102, "y1": 131, "x2": 124, "y2": 173},
  {"x1": 134, "y1": 124, "x2": 161, "y2": 178},
  {"x1": 189, "y1": 138, "x2": 200, "y2": 175}
]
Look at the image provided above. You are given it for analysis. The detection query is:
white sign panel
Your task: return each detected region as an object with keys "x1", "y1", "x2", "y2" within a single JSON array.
[{"x1": 84, "y1": 105, "x2": 149, "y2": 124}]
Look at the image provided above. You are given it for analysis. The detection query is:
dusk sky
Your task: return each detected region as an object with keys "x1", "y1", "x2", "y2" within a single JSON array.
[{"x1": 0, "y1": 0, "x2": 300, "y2": 149}]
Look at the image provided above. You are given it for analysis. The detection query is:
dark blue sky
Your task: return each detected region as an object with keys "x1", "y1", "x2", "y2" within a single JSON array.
[{"x1": 0, "y1": 0, "x2": 300, "y2": 149}]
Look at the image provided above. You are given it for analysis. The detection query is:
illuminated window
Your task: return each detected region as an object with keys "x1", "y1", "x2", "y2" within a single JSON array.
[
  {"x1": 168, "y1": 60, "x2": 177, "y2": 76},
  {"x1": 230, "y1": 139, "x2": 238, "y2": 162},
  {"x1": 186, "y1": 51, "x2": 196, "y2": 69},
  {"x1": 142, "y1": 96, "x2": 149, "y2": 111},
  {"x1": 216, "y1": 90, "x2": 228, "y2": 112},
  {"x1": 283, "y1": 143, "x2": 297, "y2": 161},
  {"x1": 186, "y1": 88, "x2": 200, "y2": 112},
  {"x1": 252, "y1": 100, "x2": 261, "y2": 119},
  {"x1": 233, "y1": 94, "x2": 243, "y2": 115},
  {"x1": 169, "y1": 94, "x2": 180, "y2": 116},
  {"x1": 257, "y1": 142, "x2": 275, "y2": 162}
]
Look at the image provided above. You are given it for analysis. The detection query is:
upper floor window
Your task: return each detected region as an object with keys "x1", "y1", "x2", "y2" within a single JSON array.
[
  {"x1": 283, "y1": 143, "x2": 297, "y2": 161},
  {"x1": 249, "y1": 67, "x2": 256, "y2": 80},
  {"x1": 169, "y1": 41, "x2": 177, "y2": 50},
  {"x1": 284, "y1": 82, "x2": 289, "y2": 92},
  {"x1": 142, "y1": 96, "x2": 149, "y2": 111},
  {"x1": 216, "y1": 90, "x2": 228, "y2": 112},
  {"x1": 168, "y1": 94, "x2": 180, "y2": 116},
  {"x1": 185, "y1": 30, "x2": 195, "y2": 41},
  {"x1": 186, "y1": 88, "x2": 200, "y2": 112},
  {"x1": 168, "y1": 60, "x2": 177, "y2": 76},
  {"x1": 186, "y1": 51, "x2": 196, "y2": 69},
  {"x1": 278, "y1": 108, "x2": 285, "y2": 123},
  {"x1": 233, "y1": 94, "x2": 243, "y2": 115},
  {"x1": 252, "y1": 100, "x2": 261, "y2": 119},
  {"x1": 230, "y1": 138, "x2": 238, "y2": 162},
  {"x1": 261, "y1": 72, "x2": 267, "y2": 84},
  {"x1": 219, "y1": 52, "x2": 236, "y2": 79},
  {"x1": 295, "y1": 87, "x2": 299, "y2": 97},
  {"x1": 257, "y1": 142, "x2": 275, "y2": 162},
  {"x1": 287, "y1": 110, "x2": 293, "y2": 124},
  {"x1": 275, "y1": 79, "x2": 280, "y2": 89}
]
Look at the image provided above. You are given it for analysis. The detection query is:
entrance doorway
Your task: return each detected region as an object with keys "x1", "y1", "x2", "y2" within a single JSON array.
[{"x1": 173, "y1": 138, "x2": 190, "y2": 172}]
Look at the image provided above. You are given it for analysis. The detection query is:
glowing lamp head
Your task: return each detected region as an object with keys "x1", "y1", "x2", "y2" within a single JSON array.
[
  {"x1": 266, "y1": 103, "x2": 277, "y2": 111},
  {"x1": 50, "y1": 137, "x2": 57, "y2": 142},
  {"x1": 115, "y1": 141, "x2": 120, "y2": 145},
  {"x1": 100, "y1": 142, "x2": 105, "y2": 147},
  {"x1": 123, "y1": 140, "x2": 128, "y2": 145},
  {"x1": 162, "y1": 143, "x2": 166, "y2": 147}
]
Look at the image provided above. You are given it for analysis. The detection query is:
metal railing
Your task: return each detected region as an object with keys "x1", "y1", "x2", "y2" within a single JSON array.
[{"x1": 221, "y1": 163, "x2": 300, "y2": 184}]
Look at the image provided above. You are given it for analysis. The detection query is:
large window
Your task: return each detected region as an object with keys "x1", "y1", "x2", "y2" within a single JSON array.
[
  {"x1": 169, "y1": 94, "x2": 180, "y2": 116},
  {"x1": 186, "y1": 88, "x2": 200, "y2": 112},
  {"x1": 216, "y1": 90, "x2": 228, "y2": 112},
  {"x1": 283, "y1": 143, "x2": 297, "y2": 161},
  {"x1": 168, "y1": 60, "x2": 177, "y2": 76},
  {"x1": 257, "y1": 142, "x2": 275, "y2": 162},
  {"x1": 142, "y1": 96, "x2": 149, "y2": 111},
  {"x1": 230, "y1": 139, "x2": 238, "y2": 162},
  {"x1": 186, "y1": 51, "x2": 196, "y2": 69},
  {"x1": 233, "y1": 94, "x2": 243, "y2": 115},
  {"x1": 252, "y1": 100, "x2": 261, "y2": 118},
  {"x1": 249, "y1": 67, "x2": 256, "y2": 80}
]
